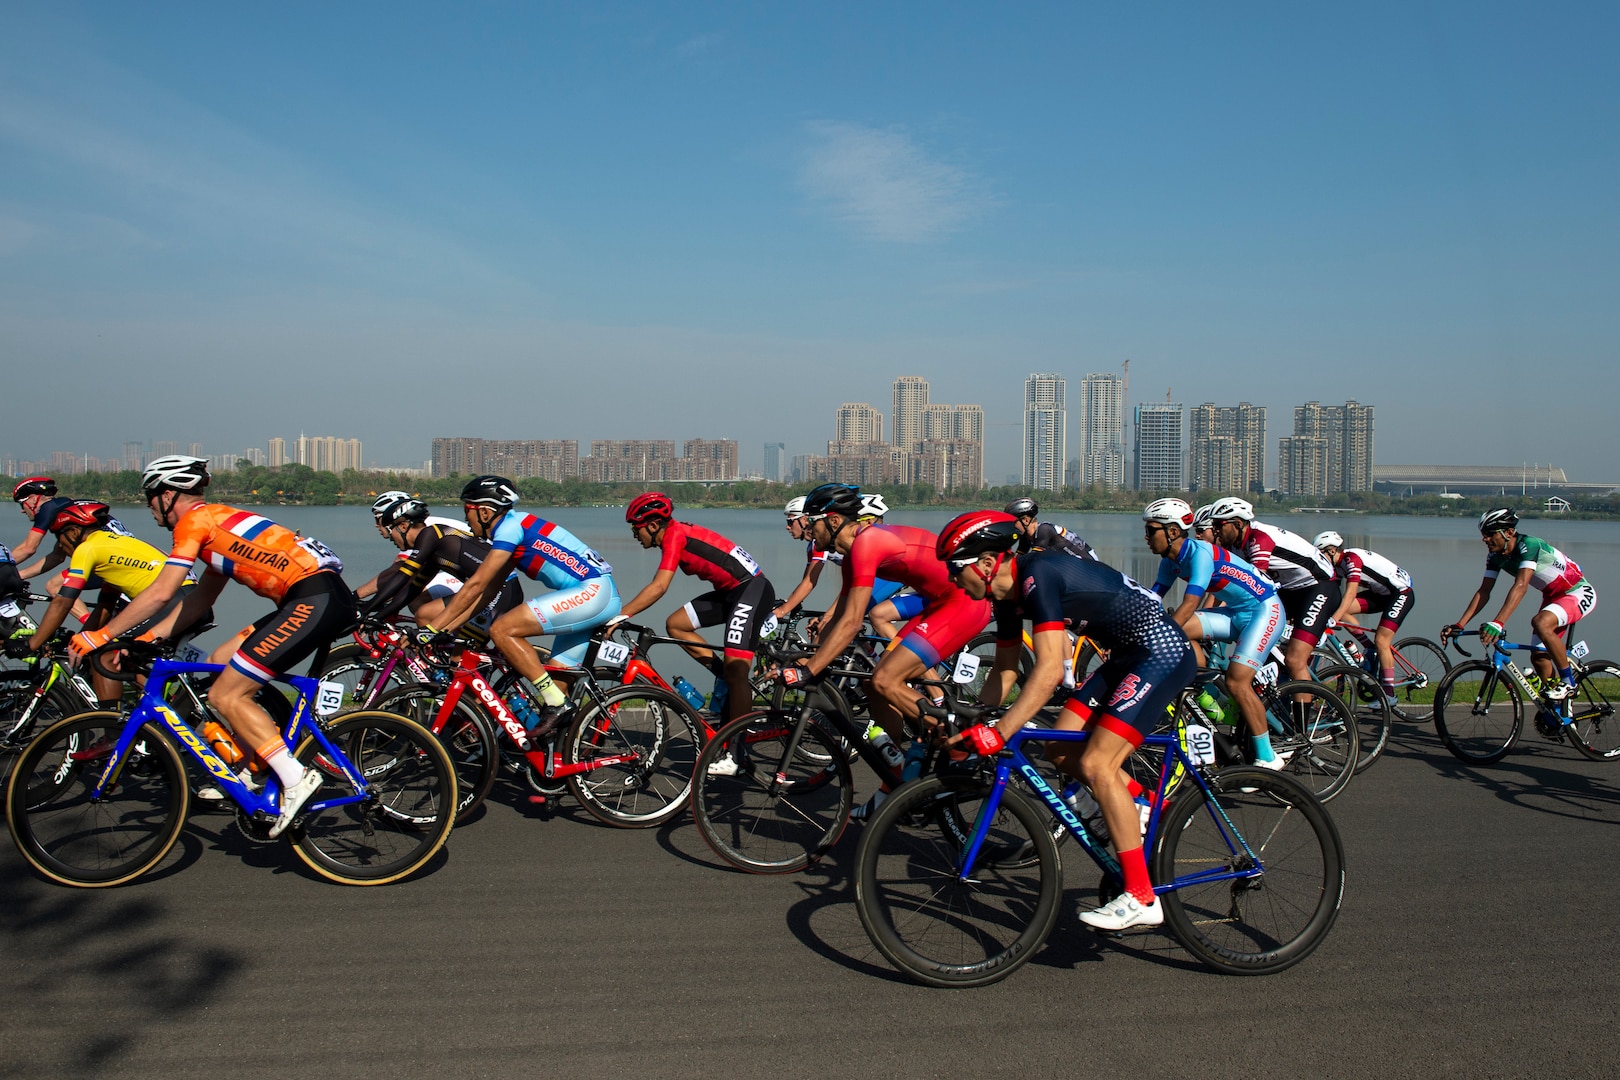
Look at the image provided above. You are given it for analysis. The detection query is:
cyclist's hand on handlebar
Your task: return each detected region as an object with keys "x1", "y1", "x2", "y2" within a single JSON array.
[
  {"x1": 69, "y1": 627, "x2": 112, "y2": 661},
  {"x1": 605, "y1": 614, "x2": 629, "y2": 628},
  {"x1": 956, "y1": 723, "x2": 1006, "y2": 757},
  {"x1": 1440, "y1": 623, "x2": 1462, "y2": 644},
  {"x1": 413, "y1": 626, "x2": 458, "y2": 649},
  {"x1": 778, "y1": 664, "x2": 815, "y2": 688},
  {"x1": 1479, "y1": 620, "x2": 1504, "y2": 645},
  {"x1": 5, "y1": 631, "x2": 36, "y2": 659}
]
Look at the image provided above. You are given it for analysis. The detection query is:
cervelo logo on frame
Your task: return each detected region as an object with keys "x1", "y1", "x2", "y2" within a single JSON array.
[{"x1": 468, "y1": 675, "x2": 529, "y2": 741}]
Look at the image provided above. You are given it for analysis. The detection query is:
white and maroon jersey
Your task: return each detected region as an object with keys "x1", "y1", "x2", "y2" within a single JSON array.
[
  {"x1": 1239, "y1": 522, "x2": 1335, "y2": 592},
  {"x1": 1337, "y1": 548, "x2": 1411, "y2": 599}
]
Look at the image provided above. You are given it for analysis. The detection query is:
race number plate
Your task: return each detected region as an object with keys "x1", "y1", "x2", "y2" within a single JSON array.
[
  {"x1": 596, "y1": 640, "x2": 631, "y2": 671},
  {"x1": 0, "y1": 600, "x2": 20, "y2": 619},
  {"x1": 1571, "y1": 640, "x2": 1590, "y2": 660},
  {"x1": 952, "y1": 652, "x2": 981, "y2": 685},
  {"x1": 315, "y1": 680, "x2": 347, "y2": 716},
  {"x1": 1256, "y1": 661, "x2": 1280, "y2": 687},
  {"x1": 177, "y1": 643, "x2": 207, "y2": 664},
  {"x1": 1184, "y1": 723, "x2": 1216, "y2": 766}
]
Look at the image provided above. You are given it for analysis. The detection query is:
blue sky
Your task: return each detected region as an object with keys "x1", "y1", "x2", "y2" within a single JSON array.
[{"x1": 2, "y1": 2, "x2": 1616, "y2": 480}]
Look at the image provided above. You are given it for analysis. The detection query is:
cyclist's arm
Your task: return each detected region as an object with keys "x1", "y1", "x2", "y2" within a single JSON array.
[
  {"x1": 27, "y1": 593, "x2": 76, "y2": 649},
  {"x1": 981, "y1": 643, "x2": 1023, "y2": 706},
  {"x1": 1331, "y1": 579, "x2": 1360, "y2": 624},
  {"x1": 773, "y1": 561, "x2": 822, "y2": 618},
  {"x1": 1448, "y1": 577, "x2": 1497, "y2": 637},
  {"x1": 18, "y1": 544, "x2": 66, "y2": 581},
  {"x1": 991, "y1": 627, "x2": 1067, "y2": 736},
  {"x1": 361, "y1": 563, "x2": 422, "y2": 621},
  {"x1": 1490, "y1": 567, "x2": 1536, "y2": 627},
  {"x1": 1168, "y1": 543, "x2": 1211, "y2": 626},
  {"x1": 804, "y1": 584, "x2": 871, "y2": 675},
  {"x1": 9, "y1": 530, "x2": 45, "y2": 565},
  {"x1": 433, "y1": 547, "x2": 513, "y2": 634},
  {"x1": 618, "y1": 568, "x2": 675, "y2": 622},
  {"x1": 352, "y1": 571, "x2": 383, "y2": 600},
  {"x1": 95, "y1": 564, "x2": 190, "y2": 641}
]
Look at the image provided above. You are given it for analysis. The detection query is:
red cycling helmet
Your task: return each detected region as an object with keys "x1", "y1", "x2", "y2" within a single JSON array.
[
  {"x1": 625, "y1": 492, "x2": 674, "y2": 526},
  {"x1": 13, "y1": 477, "x2": 56, "y2": 502},
  {"x1": 936, "y1": 510, "x2": 1021, "y2": 564},
  {"x1": 51, "y1": 501, "x2": 112, "y2": 533}
]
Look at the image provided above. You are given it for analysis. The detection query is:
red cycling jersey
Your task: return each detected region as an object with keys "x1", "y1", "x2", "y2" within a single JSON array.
[
  {"x1": 657, "y1": 520, "x2": 761, "y2": 591},
  {"x1": 840, "y1": 524, "x2": 953, "y2": 602}
]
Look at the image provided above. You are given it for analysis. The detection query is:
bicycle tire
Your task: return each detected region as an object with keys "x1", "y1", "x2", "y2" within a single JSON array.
[
  {"x1": 1391, "y1": 636, "x2": 1451, "y2": 723},
  {"x1": 855, "y1": 773, "x2": 1061, "y2": 987},
  {"x1": 373, "y1": 684, "x2": 499, "y2": 821},
  {"x1": 959, "y1": 631, "x2": 1033, "y2": 702},
  {"x1": 6, "y1": 712, "x2": 190, "y2": 888},
  {"x1": 1432, "y1": 660, "x2": 1522, "y2": 764},
  {"x1": 1, "y1": 680, "x2": 90, "y2": 788},
  {"x1": 1153, "y1": 766, "x2": 1344, "y2": 975},
  {"x1": 1263, "y1": 680, "x2": 1357, "y2": 802},
  {"x1": 290, "y1": 710, "x2": 456, "y2": 885},
  {"x1": 565, "y1": 685, "x2": 702, "y2": 828},
  {"x1": 1565, "y1": 659, "x2": 1620, "y2": 762},
  {"x1": 315, "y1": 656, "x2": 420, "y2": 713},
  {"x1": 1314, "y1": 663, "x2": 1392, "y2": 770},
  {"x1": 692, "y1": 709, "x2": 853, "y2": 873}
]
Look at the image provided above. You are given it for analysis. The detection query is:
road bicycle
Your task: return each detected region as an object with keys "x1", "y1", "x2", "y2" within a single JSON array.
[
  {"x1": 1312, "y1": 618, "x2": 1450, "y2": 728},
  {"x1": 6, "y1": 639, "x2": 457, "y2": 887},
  {"x1": 1432, "y1": 630, "x2": 1620, "y2": 763},
  {"x1": 2, "y1": 596, "x2": 101, "y2": 784},
  {"x1": 852, "y1": 692, "x2": 1345, "y2": 987}
]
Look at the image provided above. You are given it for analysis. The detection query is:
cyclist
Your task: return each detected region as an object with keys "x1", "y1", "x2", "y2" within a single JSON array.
[
  {"x1": 10, "y1": 477, "x2": 126, "y2": 619},
  {"x1": 773, "y1": 494, "x2": 920, "y2": 644},
  {"x1": 618, "y1": 492, "x2": 774, "y2": 725},
  {"x1": 1144, "y1": 498, "x2": 1288, "y2": 768},
  {"x1": 943, "y1": 509, "x2": 1198, "y2": 931},
  {"x1": 1191, "y1": 504, "x2": 1217, "y2": 543},
  {"x1": 1443, "y1": 508, "x2": 1595, "y2": 705},
  {"x1": 428, "y1": 476, "x2": 620, "y2": 741},
  {"x1": 72, "y1": 456, "x2": 354, "y2": 838},
  {"x1": 1314, "y1": 531, "x2": 1415, "y2": 708},
  {"x1": 354, "y1": 491, "x2": 480, "y2": 620},
  {"x1": 1210, "y1": 498, "x2": 1341, "y2": 687},
  {"x1": 1004, "y1": 496, "x2": 1096, "y2": 560},
  {"x1": 360, "y1": 497, "x2": 525, "y2": 639}
]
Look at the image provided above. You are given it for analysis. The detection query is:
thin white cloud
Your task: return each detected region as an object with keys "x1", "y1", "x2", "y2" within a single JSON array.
[
  {"x1": 674, "y1": 32, "x2": 721, "y2": 59},
  {"x1": 798, "y1": 120, "x2": 993, "y2": 243}
]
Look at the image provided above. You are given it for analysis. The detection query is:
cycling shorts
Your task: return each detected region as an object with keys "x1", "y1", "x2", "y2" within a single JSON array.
[
  {"x1": 230, "y1": 572, "x2": 357, "y2": 684},
  {"x1": 1539, "y1": 580, "x2": 1596, "y2": 635},
  {"x1": 1356, "y1": 587, "x2": 1414, "y2": 633},
  {"x1": 683, "y1": 574, "x2": 777, "y2": 663},
  {"x1": 1279, "y1": 581, "x2": 1340, "y2": 647},
  {"x1": 424, "y1": 571, "x2": 462, "y2": 601},
  {"x1": 1058, "y1": 625, "x2": 1198, "y2": 748},
  {"x1": 869, "y1": 578, "x2": 905, "y2": 607},
  {"x1": 1196, "y1": 594, "x2": 1286, "y2": 671},
  {"x1": 894, "y1": 590, "x2": 993, "y2": 670},
  {"x1": 527, "y1": 576, "x2": 623, "y2": 668},
  {"x1": 884, "y1": 592, "x2": 927, "y2": 621},
  {"x1": 466, "y1": 576, "x2": 525, "y2": 641}
]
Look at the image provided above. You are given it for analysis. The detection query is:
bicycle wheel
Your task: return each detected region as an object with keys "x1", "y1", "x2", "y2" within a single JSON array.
[
  {"x1": 855, "y1": 773, "x2": 1061, "y2": 988},
  {"x1": 1264, "y1": 680, "x2": 1357, "y2": 802},
  {"x1": 0, "y1": 678, "x2": 89, "y2": 788},
  {"x1": 1315, "y1": 663, "x2": 1392, "y2": 770},
  {"x1": 1432, "y1": 660, "x2": 1522, "y2": 764},
  {"x1": 373, "y1": 684, "x2": 499, "y2": 821},
  {"x1": 565, "y1": 685, "x2": 702, "y2": 828},
  {"x1": 290, "y1": 710, "x2": 456, "y2": 885},
  {"x1": 1565, "y1": 660, "x2": 1620, "y2": 762},
  {"x1": 6, "y1": 712, "x2": 190, "y2": 887},
  {"x1": 1153, "y1": 766, "x2": 1344, "y2": 975},
  {"x1": 957, "y1": 631, "x2": 1031, "y2": 702},
  {"x1": 692, "y1": 709, "x2": 853, "y2": 873},
  {"x1": 1391, "y1": 637, "x2": 1451, "y2": 723},
  {"x1": 315, "y1": 655, "x2": 418, "y2": 712}
]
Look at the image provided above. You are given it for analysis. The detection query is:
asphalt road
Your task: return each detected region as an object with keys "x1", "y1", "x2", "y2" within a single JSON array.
[{"x1": 3, "y1": 720, "x2": 1618, "y2": 1080}]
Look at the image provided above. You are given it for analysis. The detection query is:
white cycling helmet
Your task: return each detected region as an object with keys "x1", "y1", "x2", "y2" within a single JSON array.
[
  {"x1": 860, "y1": 492, "x2": 889, "y2": 518},
  {"x1": 372, "y1": 490, "x2": 413, "y2": 521},
  {"x1": 1192, "y1": 504, "x2": 1216, "y2": 530},
  {"x1": 1313, "y1": 530, "x2": 1344, "y2": 550},
  {"x1": 1208, "y1": 496, "x2": 1254, "y2": 523},
  {"x1": 784, "y1": 496, "x2": 807, "y2": 518},
  {"x1": 1142, "y1": 498, "x2": 1194, "y2": 529},
  {"x1": 141, "y1": 455, "x2": 210, "y2": 496}
]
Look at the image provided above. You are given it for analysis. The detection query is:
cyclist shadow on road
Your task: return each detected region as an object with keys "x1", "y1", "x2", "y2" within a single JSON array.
[
  {"x1": 780, "y1": 833, "x2": 917, "y2": 983},
  {"x1": 1383, "y1": 730, "x2": 1620, "y2": 824}
]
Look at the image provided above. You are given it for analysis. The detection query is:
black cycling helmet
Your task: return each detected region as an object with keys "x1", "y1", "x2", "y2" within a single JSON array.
[
  {"x1": 378, "y1": 498, "x2": 429, "y2": 528},
  {"x1": 461, "y1": 475, "x2": 519, "y2": 510},
  {"x1": 12, "y1": 477, "x2": 56, "y2": 502},
  {"x1": 1479, "y1": 507, "x2": 1519, "y2": 535},
  {"x1": 937, "y1": 511, "x2": 1021, "y2": 564},
  {"x1": 803, "y1": 483, "x2": 862, "y2": 518},
  {"x1": 1003, "y1": 497, "x2": 1038, "y2": 518}
]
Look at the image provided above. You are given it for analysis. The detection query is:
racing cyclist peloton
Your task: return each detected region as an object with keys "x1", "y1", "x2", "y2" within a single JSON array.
[
  {"x1": 778, "y1": 484, "x2": 991, "y2": 815},
  {"x1": 617, "y1": 492, "x2": 775, "y2": 724},
  {"x1": 1143, "y1": 499, "x2": 1289, "y2": 768},
  {"x1": 944, "y1": 510, "x2": 1199, "y2": 931},
  {"x1": 773, "y1": 492, "x2": 923, "y2": 641},
  {"x1": 1210, "y1": 498, "x2": 1342, "y2": 687},
  {"x1": 1443, "y1": 508, "x2": 1597, "y2": 709},
  {"x1": 1003, "y1": 496, "x2": 1097, "y2": 560},
  {"x1": 1313, "y1": 531, "x2": 1416, "y2": 708},
  {"x1": 353, "y1": 490, "x2": 478, "y2": 620},
  {"x1": 427, "y1": 476, "x2": 621, "y2": 741},
  {"x1": 72, "y1": 456, "x2": 356, "y2": 838},
  {"x1": 10, "y1": 477, "x2": 121, "y2": 622}
]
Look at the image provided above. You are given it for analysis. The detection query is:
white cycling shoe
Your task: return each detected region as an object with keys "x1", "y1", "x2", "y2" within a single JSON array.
[{"x1": 1080, "y1": 891, "x2": 1163, "y2": 931}]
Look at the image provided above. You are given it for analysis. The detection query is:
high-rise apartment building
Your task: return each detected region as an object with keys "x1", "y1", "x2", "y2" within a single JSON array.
[
  {"x1": 1133, "y1": 402, "x2": 1185, "y2": 492},
  {"x1": 267, "y1": 437, "x2": 287, "y2": 467},
  {"x1": 122, "y1": 442, "x2": 145, "y2": 472},
  {"x1": 1278, "y1": 435, "x2": 1330, "y2": 497},
  {"x1": 763, "y1": 442, "x2": 785, "y2": 483},
  {"x1": 834, "y1": 403, "x2": 884, "y2": 444},
  {"x1": 1190, "y1": 402, "x2": 1267, "y2": 493},
  {"x1": 891, "y1": 376, "x2": 929, "y2": 452},
  {"x1": 1078, "y1": 373, "x2": 1127, "y2": 491},
  {"x1": 294, "y1": 435, "x2": 363, "y2": 472},
  {"x1": 1022, "y1": 374, "x2": 1066, "y2": 492},
  {"x1": 244, "y1": 447, "x2": 267, "y2": 467},
  {"x1": 1286, "y1": 401, "x2": 1374, "y2": 494}
]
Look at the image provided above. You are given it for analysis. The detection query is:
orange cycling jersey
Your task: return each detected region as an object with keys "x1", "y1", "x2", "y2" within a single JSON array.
[{"x1": 166, "y1": 505, "x2": 327, "y2": 602}]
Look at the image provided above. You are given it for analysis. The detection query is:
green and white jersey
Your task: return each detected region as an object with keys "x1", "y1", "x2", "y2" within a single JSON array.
[{"x1": 1484, "y1": 534, "x2": 1585, "y2": 596}]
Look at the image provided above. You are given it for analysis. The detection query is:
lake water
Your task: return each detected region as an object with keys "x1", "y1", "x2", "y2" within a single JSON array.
[{"x1": 87, "y1": 506, "x2": 1620, "y2": 677}]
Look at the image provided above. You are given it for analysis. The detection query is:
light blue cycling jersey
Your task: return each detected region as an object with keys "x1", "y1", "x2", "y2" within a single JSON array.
[
  {"x1": 1153, "y1": 538, "x2": 1275, "y2": 611},
  {"x1": 489, "y1": 511, "x2": 612, "y2": 590}
]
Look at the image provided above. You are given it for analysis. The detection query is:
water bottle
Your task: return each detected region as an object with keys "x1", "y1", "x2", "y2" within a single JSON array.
[
  {"x1": 1523, "y1": 666, "x2": 1543, "y2": 695},
  {"x1": 869, "y1": 729, "x2": 904, "y2": 770},
  {"x1": 900, "y1": 739, "x2": 929, "y2": 782},
  {"x1": 506, "y1": 690, "x2": 540, "y2": 729},
  {"x1": 671, "y1": 676, "x2": 707, "y2": 713},
  {"x1": 200, "y1": 720, "x2": 245, "y2": 768},
  {"x1": 1195, "y1": 689, "x2": 1226, "y2": 724},
  {"x1": 1065, "y1": 786, "x2": 1110, "y2": 843},
  {"x1": 708, "y1": 679, "x2": 730, "y2": 716}
]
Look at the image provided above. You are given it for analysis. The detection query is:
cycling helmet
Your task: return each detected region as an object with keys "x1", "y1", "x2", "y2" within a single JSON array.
[
  {"x1": 802, "y1": 483, "x2": 862, "y2": 518},
  {"x1": 50, "y1": 501, "x2": 112, "y2": 533},
  {"x1": 1192, "y1": 504, "x2": 1216, "y2": 530},
  {"x1": 625, "y1": 491, "x2": 675, "y2": 526},
  {"x1": 1479, "y1": 508, "x2": 1518, "y2": 534},
  {"x1": 141, "y1": 455, "x2": 210, "y2": 496},
  {"x1": 461, "y1": 475, "x2": 519, "y2": 510},
  {"x1": 1003, "y1": 497, "x2": 1038, "y2": 518},
  {"x1": 859, "y1": 493, "x2": 890, "y2": 519},
  {"x1": 1208, "y1": 496, "x2": 1254, "y2": 523},
  {"x1": 378, "y1": 498, "x2": 428, "y2": 528},
  {"x1": 937, "y1": 511, "x2": 1021, "y2": 564},
  {"x1": 371, "y1": 490, "x2": 412, "y2": 521},
  {"x1": 784, "y1": 496, "x2": 808, "y2": 518},
  {"x1": 1143, "y1": 498, "x2": 1195, "y2": 529},
  {"x1": 12, "y1": 477, "x2": 56, "y2": 502},
  {"x1": 1313, "y1": 530, "x2": 1344, "y2": 550}
]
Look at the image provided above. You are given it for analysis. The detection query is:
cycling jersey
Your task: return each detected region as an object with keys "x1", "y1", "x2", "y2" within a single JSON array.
[
  {"x1": 656, "y1": 520, "x2": 759, "y2": 590},
  {"x1": 1152, "y1": 538, "x2": 1274, "y2": 612},
  {"x1": 1018, "y1": 522, "x2": 1096, "y2": 561},
  {"x1": 1337, "y1": 548, "x2": 1411, "y2": 600},
  {"x1": 58, "y1": 530, "x2": 165, "y2": 602},
  {"x1": 1236, "y1": 522, "x2": 1334, "y2": 592},
  {"x1": 166, "y1": 505, "x2": 331, "y2": 603},
  {"x1": 806, "y1": 540, "x2": 904, "y2": 607},
  {"x1": 0, "y1": 541, "x2": 22, "y2": 597},
  {"x1": 1485, "y1": 534, "x2": 1586, "y2": 596},
  {"x1": 841, "y1": 524, "x2": 953, "y2": 602},
  {"x1": 24, "y1": 498, "x2": 134, "y2": 542},
  {"x1": 364, "y1": 524, "x2": 521, "y2": 623},
  {"x1": 489, "y1": 511, "x2": 610, "y2": 589}
]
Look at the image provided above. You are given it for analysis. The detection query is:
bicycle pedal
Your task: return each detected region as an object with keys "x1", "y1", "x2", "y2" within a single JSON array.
[{"x1": 527, "y1": 795, "x2": 547, "y2": 806}]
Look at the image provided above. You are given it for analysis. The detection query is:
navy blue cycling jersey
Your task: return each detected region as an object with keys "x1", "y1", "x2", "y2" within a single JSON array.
[{"x1": 993, "y1": 550, "x2": 1177, "y2": 652}]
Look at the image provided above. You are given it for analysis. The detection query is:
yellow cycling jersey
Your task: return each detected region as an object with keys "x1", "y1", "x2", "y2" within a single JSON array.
[{"x1": 59, "y1": 529, "x2": 165, "y2": 601}]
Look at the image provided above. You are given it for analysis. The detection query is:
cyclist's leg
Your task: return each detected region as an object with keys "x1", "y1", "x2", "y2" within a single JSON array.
[
  {"x1": 1282, "y1": 582, "x2": 1338, "y2": 683},
  {"x1": 1534, "y1": 583, "x2": 1594, "y2": 688},
  {"x1": 880, "y1": 590, "x2": 992, "y2": 739},
  {"x1": 864, "y1": 580, "x2": 913, "y2": 641},
  {"x1": 1374, "y1": 589, "x2": 1414, "y2": 700},
  {"x1": 714, "y1": 575, "x2": 774, "y2": 723},
  {"x1": 508, "y1": 576, "x2": 621, "y2": 707}
]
